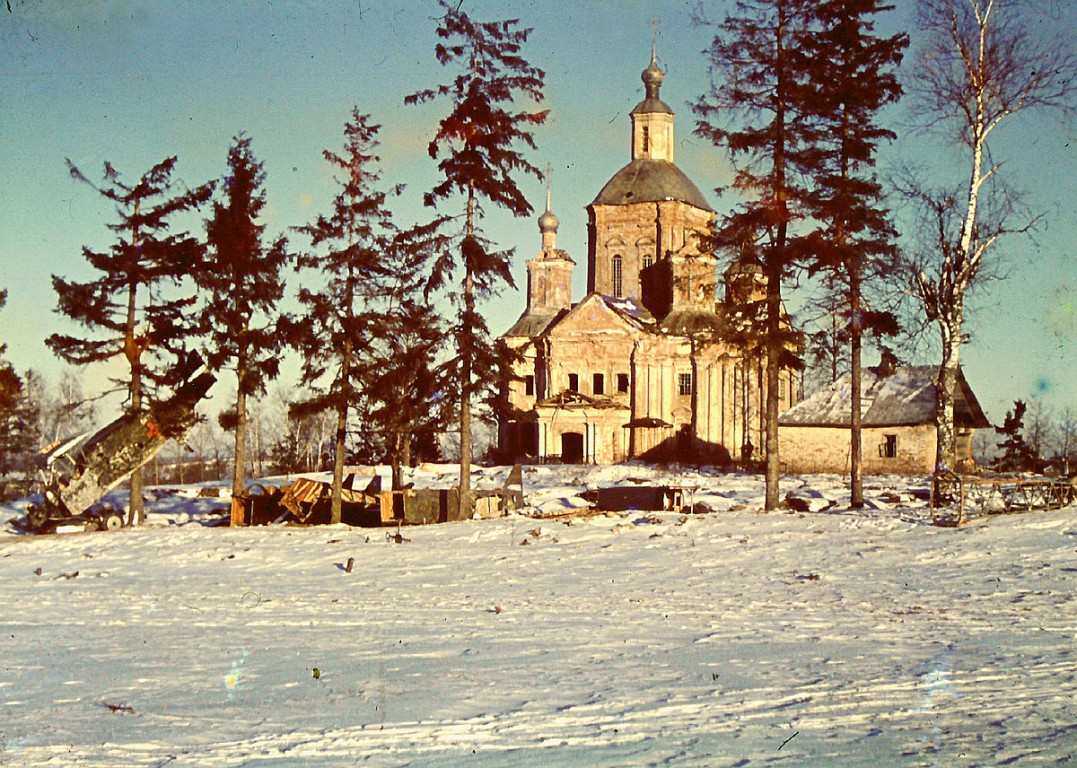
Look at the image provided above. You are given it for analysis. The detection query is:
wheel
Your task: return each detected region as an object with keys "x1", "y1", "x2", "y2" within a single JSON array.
[{"x1": 99, "y1": 513, "x2": 124, "y2": 531}]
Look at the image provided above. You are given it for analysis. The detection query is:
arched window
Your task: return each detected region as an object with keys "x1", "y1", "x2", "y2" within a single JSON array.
[{"x1": 612, "y1": 255, "x2": 623, "y2": 297}]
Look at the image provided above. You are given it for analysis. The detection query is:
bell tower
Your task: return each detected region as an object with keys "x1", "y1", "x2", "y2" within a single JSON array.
[
  {"x1": 630, "y1": 46, "x2": 675, "y2": 163},
  {"x1": 526, "y1": 177, "x2": 574, "y2": 312}
]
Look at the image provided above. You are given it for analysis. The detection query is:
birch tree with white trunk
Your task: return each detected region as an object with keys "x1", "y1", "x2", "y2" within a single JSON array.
[{"x1": 905, "y1": 0, "x2": 1074, "y2": 472}]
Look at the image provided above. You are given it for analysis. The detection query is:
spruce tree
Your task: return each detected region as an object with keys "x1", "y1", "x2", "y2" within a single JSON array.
[
  {"x1": 292, "y1": 110, "x2": 410, "y2": 522},
  {"x1": 359, "y1": 282, "x2": 446, "y2": 492},
  {"x1": 406, "y1": 0, "x2": 547, "y2": 517},
  {"x1": 802, "y1": 0, "x2": 907, "y2": 506},
  {"x1": 994, "y1": 400, "x2": 1040, "y2": 473},
  {"x1": 199, "y1": 135, "x2": 291, "y2": 502},
  {"x1": 694, "y1": 0, "x2": 818, "y2": 510},
  {"x1": 48, "y1": 158, "x2": 213, "y2": 524}
]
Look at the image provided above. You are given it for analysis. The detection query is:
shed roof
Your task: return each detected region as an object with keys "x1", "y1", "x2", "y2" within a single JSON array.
[{"x1": 779, "y1": 365, "x2": 990, "y2": 429}]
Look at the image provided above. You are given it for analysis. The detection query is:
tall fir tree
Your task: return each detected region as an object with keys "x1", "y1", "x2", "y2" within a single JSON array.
[
  {"x1": 199, "y1": 135, "x2": 291, "y2": 502},
  {"x1": 292, "y1": 110, "x2": 419, "y2": 522},
  {"x1": 802, "y1": 0, "x2": 907, "y2": 506},
  {"x1": 694, "y1": 0, "x2": 818, "y2": 510},
  {"x1": 406, "y1": 0, "x2": 547, "y2": 517},
  {"x1": 359, "y1": 276, "x2": 446, "y2": 492},
  {"x1": 48, "y1": 158, "x2": 213, "y2": 524}
]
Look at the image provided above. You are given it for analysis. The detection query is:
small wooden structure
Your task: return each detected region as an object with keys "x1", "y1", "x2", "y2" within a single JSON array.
[
  {"x1": 930, "y1": 470, "x2": 1076, "y2": 527},
  {"x1": 582, "y1": 484, "x2": 696, "y2": 514},
  {"x1": 230, "y1": 465, "x2": 525, "y2": 527}
]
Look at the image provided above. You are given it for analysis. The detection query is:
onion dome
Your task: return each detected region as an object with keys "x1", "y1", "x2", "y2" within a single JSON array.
[
  {"x1": 642, "y1": 53, "x2": 665, "y2": 98},
  {"x1": 538, "y1": 206, "x2": 559, "y2": 234}
]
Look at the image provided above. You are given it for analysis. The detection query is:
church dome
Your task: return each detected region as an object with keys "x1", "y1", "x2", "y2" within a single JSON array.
[
  {"x1": 631, "y1": 51, "x2": 673, "y2": 115},
  {"x1": 591, "y1": 158, "x2": 713, "y2": 211},
  {"x1": 538, "y1": 207, "x2": 559, "y2": 233},
  {"x1": 642, "y1": 57, "x2": 665, "y2": 91}
]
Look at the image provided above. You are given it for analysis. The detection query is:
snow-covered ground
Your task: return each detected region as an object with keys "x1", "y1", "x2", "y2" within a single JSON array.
[{"x1": 1, "y1": 464, "x2": 1075, "y2": 766}]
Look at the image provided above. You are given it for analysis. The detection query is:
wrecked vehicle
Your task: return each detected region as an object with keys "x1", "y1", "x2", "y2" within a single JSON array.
[
  {"x1": 20, "y1": 363, "x2": 215, "y2": 533},
  {"x1": 231, "y1": 465, "x2": 525, "y2": 527}
]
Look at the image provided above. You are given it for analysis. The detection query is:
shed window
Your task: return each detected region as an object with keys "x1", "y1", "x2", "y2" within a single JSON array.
[
  {"x1": 880, "y1": 434, "x2": 897, "y2": 458},
  {"x1": 612, "y1": 255, "x2": 623, "y2": 298},
  {"x1": 616, "y1": 373, "x2": 630, "y2": 394},
  {"x1": 678, "y1": 373, "x2": 692, "y2": 396},
  {"x1": 593, "y1": 373, "x2": 605, "y2": 395},
  {"x1": 568, "y1": 373, "x2": 579, "y2": 392}
]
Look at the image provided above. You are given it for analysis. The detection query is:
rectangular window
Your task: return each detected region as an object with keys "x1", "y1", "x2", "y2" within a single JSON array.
[
  {"x1": 568, "y1": 373, "x2": 579, "y2": 392},
  {"x1": 592, "y1": 373, "x2": 605, "y2": 396},
  {"x1": 616, "y1": 373, "x2": 630, "y2": 394},
  {"x1": 612, "y1": 255, "x2": 623, "y2": 298},
  {"x1": 642, "y1": 125, "x2": 650, "y2": 153},
  {"x1": 779, "y1": 378, "x2": 786, "y2": 400},
  {"x1": 880, "y1": 434, "x2": 898, "y2": 458},
  {"x1": 678, "y1": 372, "x2": 692, "y2": 396},
  {"x1": 524, "y1": 375, "x2": 535, "y2": 397}
]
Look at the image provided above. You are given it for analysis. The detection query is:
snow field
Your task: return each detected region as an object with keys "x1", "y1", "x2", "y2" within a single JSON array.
[{"x1": 1, "y1": 466, "x2": 1075, "y2": 766}]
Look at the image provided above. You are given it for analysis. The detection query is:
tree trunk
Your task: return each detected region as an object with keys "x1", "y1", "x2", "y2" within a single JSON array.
[
  {"x1": 763, "y1": 0, "x2": 789, "y2": 512},
  {"x1": 935, "y1": 312, "x2": 962, "y2": 473},
  {"x1": 391, "y1": 432, "x2": 405, "y2": 491},
  {"x1": 849, "y1": 272, "x2": 864, "y2": 508},
  {"x1": 764, "y1": 271, "x2": 782, "y2": 511},
  {"x1": 330, "y1": 399, "x2": 347, "y2": 525},
  {"x1": 458, "y1": 185, "x2": 477, "y2": 519},
  {"x1": 689, "y1": 340, "x2": 700, "y2": 457},
  {"x1": 233, "y1": 350, "x2": 248, "y2": 501},
  {"x1": 125, "y1": 282, "x2": 144, "y2": 527},
  {"x1": 330, "y1": 337, "x2": 352, "y2": 525}
]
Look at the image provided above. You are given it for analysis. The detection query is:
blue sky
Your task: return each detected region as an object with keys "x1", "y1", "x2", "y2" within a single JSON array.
[{"x1": 0, "y1": 0, "x2": 1073, "y2": 426}]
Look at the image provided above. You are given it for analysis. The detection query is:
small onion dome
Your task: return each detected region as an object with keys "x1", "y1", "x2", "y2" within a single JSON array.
[
  {"x1": 641, "y1": 56, "x2": 664, "y2": 98},
  {"x1": 538, "y1": 206, "x2": 559, "y2": 233}
]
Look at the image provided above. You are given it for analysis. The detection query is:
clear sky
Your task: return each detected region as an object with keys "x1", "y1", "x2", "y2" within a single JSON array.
[{"x1": 0, "y1": 0, "x2": 1073, "y2": 427}]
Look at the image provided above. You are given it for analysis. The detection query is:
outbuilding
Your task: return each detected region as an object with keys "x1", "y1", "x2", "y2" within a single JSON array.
[{"x1": 778, "y1": 364, "x2": 990, "y2": 475}]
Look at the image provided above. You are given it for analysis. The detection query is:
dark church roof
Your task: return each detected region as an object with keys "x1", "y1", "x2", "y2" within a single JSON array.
[
  {"x1": 779, "y1": 365, "x2": 991, "y2": 429},
  {"x1": 630, "y1": 96, "x2": 673, "y2": 115},
  {"x1": 658, "y1": 309, "x2": 729, "y2": 336},
  {"x1": 591, "y1": 159, "x2": 713, "y2": 212}
]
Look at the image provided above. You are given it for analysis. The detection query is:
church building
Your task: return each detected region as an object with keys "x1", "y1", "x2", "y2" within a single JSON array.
[{"x1": 497, "y1": 54, "x2": 798, "y2": 464}]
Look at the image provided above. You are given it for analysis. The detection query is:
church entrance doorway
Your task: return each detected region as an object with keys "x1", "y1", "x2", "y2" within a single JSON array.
[{"x1": 561, "y1": 432, "x2": 584, "y2": 464}]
